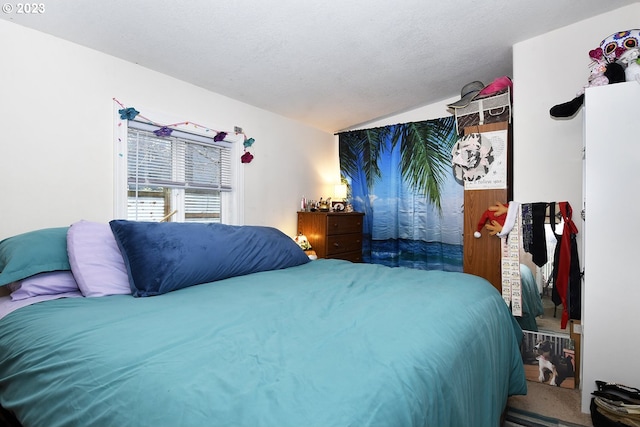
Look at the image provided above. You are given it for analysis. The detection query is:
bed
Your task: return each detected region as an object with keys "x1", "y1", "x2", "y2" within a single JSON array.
[{"x1": 0, "y1": 220, "x2": 527, "y2": 427}]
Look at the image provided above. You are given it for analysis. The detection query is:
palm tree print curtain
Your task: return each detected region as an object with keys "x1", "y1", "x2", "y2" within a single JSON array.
[{"x1": 339, "y1": 116, "x2": 463, "y2": 271}]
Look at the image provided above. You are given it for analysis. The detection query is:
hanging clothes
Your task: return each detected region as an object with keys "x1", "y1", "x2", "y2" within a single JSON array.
[
  {"x1": 522, "y1": 202, "x2": 548, "y2": 267},
  {"x1": 550, "y1": 202, "x2": 581, "y2": 329},
  {"x1": 522, "y1": 203, "x2": 533, "y2": 251},
  {"x1": 531, "y1": 203, "x2": 549, "y2": 267}
]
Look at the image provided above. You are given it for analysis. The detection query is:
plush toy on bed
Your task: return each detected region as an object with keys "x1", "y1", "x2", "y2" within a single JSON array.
[
  {"x1": 550, "y1": 29, "x2": 638, "y2": 119},
  {"x1": 474, "y1": 202, "x2": 509, "y2": 238}
]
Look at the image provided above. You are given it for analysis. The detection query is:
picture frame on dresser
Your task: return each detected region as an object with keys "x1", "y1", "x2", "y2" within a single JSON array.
[{"x1": 331, "y1": 201, "x2": 345, "y2": 212}]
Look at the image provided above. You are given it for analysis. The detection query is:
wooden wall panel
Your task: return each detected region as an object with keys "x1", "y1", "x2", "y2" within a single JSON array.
[{"x1": 463, "y1": 189, "x2": 505, "y2": 292}]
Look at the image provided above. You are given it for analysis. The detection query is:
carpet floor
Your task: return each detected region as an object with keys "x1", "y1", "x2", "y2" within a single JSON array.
[
  {"x1": 504, "y1": 406, "x2": 591, "y2": 427},
  {"x1": 506, "y1": 381, "x2": 593, "y2": 427}
]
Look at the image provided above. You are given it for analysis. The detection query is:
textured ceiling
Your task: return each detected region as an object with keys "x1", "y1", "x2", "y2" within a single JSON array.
[{"x1": 2, "y1": 0, "x2": 637, "y2": 132}]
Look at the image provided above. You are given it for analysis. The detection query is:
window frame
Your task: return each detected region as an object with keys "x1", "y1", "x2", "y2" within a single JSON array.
[{"x1": 113, "y1": 104, "x2": 244, "y2": 225}]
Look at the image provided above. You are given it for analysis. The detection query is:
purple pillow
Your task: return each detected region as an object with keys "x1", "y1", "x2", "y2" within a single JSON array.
[
  {"x1": 67, "y1": 220, "x2": 130, "y2": 297},
  {"x1": 10, "y1": 271, "x2": 79, "y2": 301}
]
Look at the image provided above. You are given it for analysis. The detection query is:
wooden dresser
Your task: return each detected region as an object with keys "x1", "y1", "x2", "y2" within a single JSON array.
[{"x1": 297, "y1": 211, "x2": 364, "y2": 262}]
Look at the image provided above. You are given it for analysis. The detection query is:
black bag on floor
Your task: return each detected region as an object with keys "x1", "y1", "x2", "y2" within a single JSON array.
[{"x1": 590, "y1": 381, "x2": 640, "y2": 427}]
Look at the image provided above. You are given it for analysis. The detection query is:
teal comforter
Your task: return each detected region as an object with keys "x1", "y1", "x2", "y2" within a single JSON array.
[
  {"x1": 516, "y1": 264, "x2": 545, "y2": 332},
  {"x1": 0, "y1": 259, "x2": 526, "y2": 427}
]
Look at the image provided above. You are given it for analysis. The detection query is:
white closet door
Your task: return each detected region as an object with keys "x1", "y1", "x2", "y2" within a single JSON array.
[{"x1": 582, "y1": 81, "x2": 640, "y2": 412}]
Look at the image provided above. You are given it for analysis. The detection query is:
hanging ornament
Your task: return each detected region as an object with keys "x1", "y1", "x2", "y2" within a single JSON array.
[
  {"x1": 241, "y1": 151, "x2": 254, "y2": 164},
  {"x1": 214, "y1": 131, "x2": 227, "y2": 142},
  {"x1": 118, "y1": 107, "x2": 139, "y2": 120},
  {"x1": 153, "y1": 126, "x2": 173, "y2": 137},
  {"x1": 114, "y1": 99, "x2": 257, "y2": 163}
]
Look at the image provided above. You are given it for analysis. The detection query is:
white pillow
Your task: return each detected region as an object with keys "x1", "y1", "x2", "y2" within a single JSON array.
[{"x1": 67, "y1": 220, "x2": 130, "y2": 297}]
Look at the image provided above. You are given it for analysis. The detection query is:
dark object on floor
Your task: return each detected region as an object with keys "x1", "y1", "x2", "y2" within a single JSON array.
[{"x1": 590, "y1": 380, "x2": 640, "y2": 427}]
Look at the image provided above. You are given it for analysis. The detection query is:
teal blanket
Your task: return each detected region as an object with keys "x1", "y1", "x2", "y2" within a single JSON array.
[
  {"x1": 0, "y1": 259, "x2": 526, "y2": 427},
  {"x1": 516, "y1": 264, "x2": 545, "y2": 332}
]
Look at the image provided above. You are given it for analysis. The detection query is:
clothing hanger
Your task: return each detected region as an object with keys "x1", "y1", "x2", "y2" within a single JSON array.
[{"x1": 544, "y1": 202, "x2": 561, "y2": 225}]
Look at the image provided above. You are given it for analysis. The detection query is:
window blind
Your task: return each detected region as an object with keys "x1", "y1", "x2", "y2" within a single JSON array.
[
  {"x1": 126, "y1": 121, "x2": 233, "y2": 223},
  {"x1": 127, "y1": 121, "x2": 233, "y2": 192}
]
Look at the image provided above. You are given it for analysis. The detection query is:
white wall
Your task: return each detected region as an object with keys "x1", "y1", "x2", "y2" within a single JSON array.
[
  {"x1": 0, "y1": 20, "x2": 337, "y2": 239},
  {"x1": 348, "y1": 98, "x2": 459, "y2": 129},
  {"x1": 513, "y1": 4, "x2": 640, "y2": 412},
  {"x1": 513, "y1": 3, "x2": 640, "y2": 241}
]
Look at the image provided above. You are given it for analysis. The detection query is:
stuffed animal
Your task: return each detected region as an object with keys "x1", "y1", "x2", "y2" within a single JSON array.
[
  {"x1": 550, "y1": 29, "x2": 638, "y2": 119},
  {"x1": 550, "y1": 60, "x2": 625, "y2": 119},
  {"x1": 628, "y1": 57, "x2": 640, "y2": 82},
  {"x1": 620, "y1": 47, "x2": 640, "y2": 82},
  {"x1": 582, "y1": 59, "x2": 609, "y2": 91},
  {"x1": 474, "y1": 202, "x2": 509, "y2": 238}
]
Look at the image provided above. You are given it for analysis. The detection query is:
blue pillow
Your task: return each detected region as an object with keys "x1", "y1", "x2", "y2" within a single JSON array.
[
  {"x1": 109, "y1": 221, "x2": 310, "y2": 297},
  {"x1": 0, "y1": 227, "x2": 71, "y2": 287}
]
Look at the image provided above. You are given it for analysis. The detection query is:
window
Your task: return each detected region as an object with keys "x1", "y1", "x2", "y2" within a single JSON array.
[{"x1": 115, "y1": 118, "x2": 243, "y2": 224}]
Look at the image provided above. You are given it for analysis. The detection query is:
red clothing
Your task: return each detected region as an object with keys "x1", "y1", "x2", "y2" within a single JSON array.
[{"x1": 555, "y1": 202, "x2": 579, "y2": 329}]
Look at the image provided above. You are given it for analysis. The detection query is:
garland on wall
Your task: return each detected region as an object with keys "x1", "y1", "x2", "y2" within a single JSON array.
[{"x1": 113, "y1": 98, "x2": 256, "y2": 163}]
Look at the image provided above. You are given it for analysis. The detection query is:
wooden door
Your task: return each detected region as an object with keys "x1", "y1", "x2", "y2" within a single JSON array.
[{"x1": 462, "y1": 121, "x2": 512, "y2": 293}]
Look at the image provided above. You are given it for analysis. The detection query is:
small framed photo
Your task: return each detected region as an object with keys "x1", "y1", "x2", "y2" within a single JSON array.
[{"x1": 332, "y1": 201, "x2": 345, "y2": 212}]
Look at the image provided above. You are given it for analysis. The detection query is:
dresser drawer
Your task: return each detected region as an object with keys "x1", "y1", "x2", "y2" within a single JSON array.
[
  {"x1": 327, "y1": 250, "x2": 362, "y2": 263},
  {"x1": 326, "y1": 233, "x2": 362, "y2": 255},
  {"x1": 326, "y1": 215, "x2": 363, "y2": 235}
]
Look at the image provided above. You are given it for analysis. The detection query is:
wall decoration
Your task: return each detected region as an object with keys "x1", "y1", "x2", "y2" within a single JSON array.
[
  {"x1": 501, "y1": 204, "x2": 522, "y2": 317},
  {"x1": 113, "y1": 98, "x2": 256, "y2": 163},
  {"x1": 521, "y1": 330, "x2": 576, "y2": 389},
  {"x1": 460, "y1": 129, "x2": 508, "y2": 190}
]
